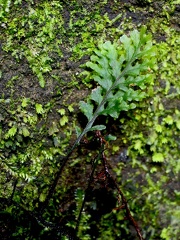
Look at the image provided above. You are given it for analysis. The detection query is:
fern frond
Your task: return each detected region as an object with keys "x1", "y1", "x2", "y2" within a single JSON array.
[{"x1": 76, "y1": 26, "x2": 157, "y2": 143}]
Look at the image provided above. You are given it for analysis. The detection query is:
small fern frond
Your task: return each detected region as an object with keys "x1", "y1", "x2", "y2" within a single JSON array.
[{"x1": 76, "y1": 26, "x2": 157, "y2": 143}]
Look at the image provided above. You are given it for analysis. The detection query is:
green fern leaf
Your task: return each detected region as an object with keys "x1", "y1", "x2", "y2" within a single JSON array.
[
  {"x1": 93, "y1": 75, "x2": 112, "y2": 91},
  {"x1": 89, "y1": 125, "x2": 106, "y2": 131},
  {"x1": 90, "y1": 87, "x2": 103, "y2": 105},
  {"x1": 130, "y1": 29, "x2": 140, "y2": 48},
  {"x1": 79, "y1": 101, "x2": 93, "y2": 121},
  {"x1": 78, "y1": 26, "x2": 157, "y2": 144}
]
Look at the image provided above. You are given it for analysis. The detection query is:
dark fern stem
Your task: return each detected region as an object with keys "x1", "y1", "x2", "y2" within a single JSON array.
[
  {"x1": 101, "y1": 151, "x2": 144, "y2": 240},
  {"x1": 71, "y1": 130, "x2": 144, "y2": 239},
  {"x1": 75, "y1": 146, "x2": 104, "y2": 236},
  {"x1": 95, "y1": 131, "x2": 144, "y2": 240}
]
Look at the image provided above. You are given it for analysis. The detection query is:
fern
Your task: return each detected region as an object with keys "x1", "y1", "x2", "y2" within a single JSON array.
[
  {"x1": 76, "y1": 26, "x2": 156, "y2": 144},
  {"x1": 36, "y1": 28, "x2": 157, "y2": 233}
]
